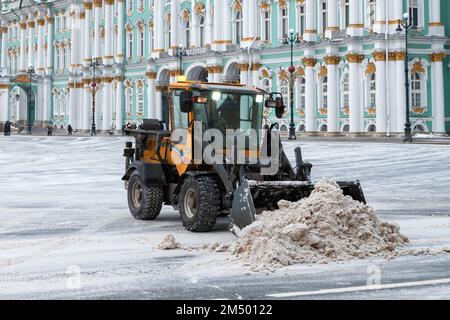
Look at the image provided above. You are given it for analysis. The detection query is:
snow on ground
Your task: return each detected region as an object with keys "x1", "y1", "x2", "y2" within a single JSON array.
[{"x1": 0, "y1": 135, "x2": 449, "y2": 299}]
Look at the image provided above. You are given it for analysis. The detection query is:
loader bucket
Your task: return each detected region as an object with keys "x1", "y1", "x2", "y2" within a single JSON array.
[{"x1": 230, "y1": 180, "x2": 366, "y2": 231}]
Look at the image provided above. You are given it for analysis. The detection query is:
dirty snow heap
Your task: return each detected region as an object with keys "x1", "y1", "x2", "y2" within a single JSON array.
[{"x1": 229, "y1": 179, "x2": 409, "y2": 271}]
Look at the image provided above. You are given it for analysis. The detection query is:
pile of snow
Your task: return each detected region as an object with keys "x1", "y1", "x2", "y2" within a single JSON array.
[
  {"x1": 157, "y1": 234, "x2": 181, "y2": 250},
  {"x1": 228, "y1": 179, "x2": 409, "y2": 271}
]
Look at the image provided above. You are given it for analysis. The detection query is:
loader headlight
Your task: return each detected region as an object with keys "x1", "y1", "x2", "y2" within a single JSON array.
[
  {"x1": 212, "y1": 91, "x2": 221, "y2": 101},
  {"x1": 256, "y1": 95, "x2": 264, "y2": 103}
]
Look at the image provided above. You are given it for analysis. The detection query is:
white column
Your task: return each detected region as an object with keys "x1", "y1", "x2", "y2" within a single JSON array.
[
  {"x1": 102, "y1": 77, "x2": 113, "y2": 130},
  {"x1": 239, "y1": 63, "x2": 249, "y2": 85},
  {"x1": 387, "y1": 53, "x2": 397, "y2": 132},
  {"x1": 43, "y1": 77, "x2": 52, "y2": 121},
  {"x1": 155, "y1": 87, "x2": 163, "y2": 121},
  {"x1": 36, "y1": 14, "x2": 45, "y2": 75},
  {"x1": 325, "y1": 0, "x2": 339, "y2": 39},
  {"x1": 146, "y1": 72, "x2": 156, "y2": 119},
  {"x1": 246, "y1": 0, "x2": 258, "y2": 45},
  {"x1": 83, "y1": 2, "x2": 93, "y2": 67},
  {"x1": 116, "y1": 0, "x2": 124, "y2": 63},
  {"x1": 104, "y1": 0, "x2": 114, "y2": 65},
  {"x1": 115, "y1": 78, "x2": 123, "y2": 130},
  {"x1": 1, "y1": 22, "x2": 7, "y2": 70},
  {"x1": 170, "y1": 0, "x2": 179, "y2": 52},
  {"x1": 325, "y1": 56, "x2": 339, "y2": 133},
  {"x1": 373, "y1": 52, "x2": 387, "y2": 133},
  {"x1": 222, "y1": 0, "x2": 231, "y2": 44},
  {"x1": 431, "y1": 53, "x2": 446, "y2": 133},
  {"x1": 212, "y1": 0, "x2": 223, "y2": 51},
  {"x1": 303, "y1": 58, "x2": 316, "y2": 132},
  {"x1": 205, "y1": 0, "x2": 212, "y2": 46},
  {"x1": 347, "y1": 0, "x2": 363, "y2": 37},
  {"x1": 82, "y1": 83, "x2": 92, "y2": 131},
  {"x1": 347, "y1": 54, "x2": 363, "y2": 133},
  {"x1": 19, "y1": 16, "x2": 27, "y2": 72},
  {"x1": 27, "y1": 16, "x2": 35, "y2": 69},
  {"x1": 93, "y1": 0, "x2": 102, "y2": 60},
  {"x1": 46, "y1": 14, "x2": 53, "y2": 74},
  {"x1": 153, "y1": 0, "x2": 165, "y2": 54},
  {"x1": 242, "y1": 0, "x2": 249, "y2": 41},
  {"x1": 190, "y1": 0, "x2": 198, "y2": 48},
  {"x1": 373, "y1": 0, "x2": 386, "y2": 34},
  {"x1": 429, "y1": 0, "x2": 445, "y2": 36},
  {"x1": 304, "y1": 0, "x2": 317, "y2": 42},
  {"x1": 395, "y1": 53, "x2": 406, "y2": 133}
]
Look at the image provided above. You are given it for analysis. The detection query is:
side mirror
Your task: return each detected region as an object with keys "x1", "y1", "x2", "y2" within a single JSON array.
[
  {"x1": 180, "y1": 91, "x2": 193, "y2": 113},
  {"x1": 265, "y1": 95, "x2": 285, "y2": 119}
]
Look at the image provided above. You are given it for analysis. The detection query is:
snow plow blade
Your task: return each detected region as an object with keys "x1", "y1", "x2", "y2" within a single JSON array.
[{"x1": 230, "y1": 180, "x2": 366, "y2": 230}]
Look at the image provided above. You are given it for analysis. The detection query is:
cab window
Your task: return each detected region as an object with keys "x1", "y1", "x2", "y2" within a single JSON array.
[{"x1": 172, "y1": 90, "x2": 189, "y2": 129}]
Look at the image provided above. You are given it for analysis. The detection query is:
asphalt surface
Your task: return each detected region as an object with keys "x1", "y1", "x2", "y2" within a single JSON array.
[{"x1": 0, "y1": 135, "x2": 449, "y2": 300}]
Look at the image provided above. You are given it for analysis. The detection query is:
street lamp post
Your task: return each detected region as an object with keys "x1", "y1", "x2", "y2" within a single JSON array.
[
  {"x1": 283, "y1": 29, "x2": 301, "y2": 141},
  {"x1": 89, "y1": 59, "x2": 101, "y2": 136},
  {"x1": 396, "y1": 13, "x2": 417, "y2": 143},
  {"x1": 175, "y1": 45, "x2": 187, "y2": 76},
  {"x1": 26, "y1": 66, "x2": 36, "y2": 135}
]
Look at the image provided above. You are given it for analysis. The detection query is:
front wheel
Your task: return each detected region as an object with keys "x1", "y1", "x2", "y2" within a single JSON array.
[
  {"x1": 179, "y1": 176, "x2": 221, "y2": 232},
  {"x1": 127, "y1": 171, "x2": 163, "y2": 220}
]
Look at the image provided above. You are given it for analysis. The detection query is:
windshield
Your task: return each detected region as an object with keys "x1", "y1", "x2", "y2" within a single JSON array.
[{"x1": 193, "y1": 90, "x2": 264, "y2": 140}]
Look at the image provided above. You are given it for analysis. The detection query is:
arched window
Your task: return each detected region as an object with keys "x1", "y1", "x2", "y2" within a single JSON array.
[
  {"x1": 127, "y1": 0, "x2": 133, "y2": 13},
  {"x1": 369, "y1": 73, "x2": 376, "y2": 108},
  {"x1": 297, "y1": 4, "x2": 306, "y2": 36},
  {"x1": 261, "y1": 10, "x2": 271, "y2": 43},
  {"x1": 198, "y1": 15, "x2": 205, "y2": 47},
  {"x1": 234, "y1": 11, "x2": 243, "y2": 44},
  {"x1": 148, "y1": 22, "x2": 154, "y2": 54},
  {"x1": 262, "y1": 78, "x2": 271, "y2": 92},
  {"x1": 411, "y1": 73, "x2": 422, "y2": 107},
  {"x1": 137, "y1": 23, "x2": 144, "y2": 58}
]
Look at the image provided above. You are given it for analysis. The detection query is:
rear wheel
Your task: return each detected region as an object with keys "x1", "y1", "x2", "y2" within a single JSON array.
[
  {"x1": 179, "y1": 176, "x2": 221, "y2": 232},
  {"x1": 127, "y1": 171, "x2": 163, "y2": 220}
]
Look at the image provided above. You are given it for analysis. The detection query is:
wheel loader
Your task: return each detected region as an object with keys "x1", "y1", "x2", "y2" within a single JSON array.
[{"x1": 122, "y1": 79, "x2": 366, "y2": 233}]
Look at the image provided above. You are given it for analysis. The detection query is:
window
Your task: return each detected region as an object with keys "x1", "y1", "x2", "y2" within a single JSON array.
[
  {"x1": 262, "y1": 78, "x2": 271, "y2": 92},
  {"x1": 369, "y1": 73, "x2": 376, "y2": 108},
  {"x1": 368, "y1": 0, "x2": 376, "y2": 29},
  {"x1": 234, "y1": 11, "x2": 243, "y2": 44},
  {"x1": 126, "y1": 31, "x2": 133, "y2": 60},
  {"x1": 137, "y1": 27, "x2": 144, "y2": 57},
  {"x1": 127, "y1": 0, "x2": 133, "y2": 13},
  {"x1": 300, "y1": 78, "x2": 306, "y2": 110},
  {"x1": 261, "y1": 10, "x2": 271, "y2": 42},
  {"x1": 199, "y1": 15, "x2": 205, "y2": 47},
  {"x1": 280, "y1": 79, "x2": 289, "y2": 109},
  {"x1": 321, "y1": 1, "x2": 328, "y2": 34},
  {"x1": 322, "y1": 77, "x2": 328, "y2": 109},
  {"x1": 126, "y1": 87, "x2": 133, "y2": 113},
  {"x1": 148, "y1": 22, "x2": 154, "y2": 53},
  {"x1": 344, "y1": 0, "x2": 350, "y2": 28},
  {"x1": 342, "y1": 73, "x2": 349, "y2": 109},
  {"x1": 137, "y1": 87, "x2": 144, "y2": 113},
  {"x1": 164, "y1": 16, "x2": 171, "y2": 50},
  {"x1": 172, "y1": 90, "x2": 189, "y2": 129},
  {"x1": 411, "y1": 73, "x2": 421, "y2": 107},
  {"x1": 280, "y1": 7, "x2": 289, "y2": 38},
  {"x1": 409, "y1": 0, "x2": 420, "y2": 27},
  {"x1": 297, "y1": 4, "x2": 306, "y2": 35}
]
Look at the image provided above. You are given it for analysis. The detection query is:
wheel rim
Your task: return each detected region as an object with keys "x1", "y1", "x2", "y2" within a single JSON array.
[
  {"x1": 184, "y1": 188, "x2": 197, "y2": 219},
  {"x1": 131, "y1": 180, "x2": 143, "y2": 208}
]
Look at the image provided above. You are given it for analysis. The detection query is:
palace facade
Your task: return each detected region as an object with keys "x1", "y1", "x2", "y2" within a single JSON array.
[{"x1": 0, "y1": 0, "x2": 449, "y2": 134}]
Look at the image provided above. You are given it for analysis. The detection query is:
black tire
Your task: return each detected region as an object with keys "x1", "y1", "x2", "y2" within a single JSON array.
[
  {"x1": 127, "y1": 171, "x2": 163, "y2": 220},
  {"x1": 179, "y1": 176, "x2": 221, "y2": 232}
]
